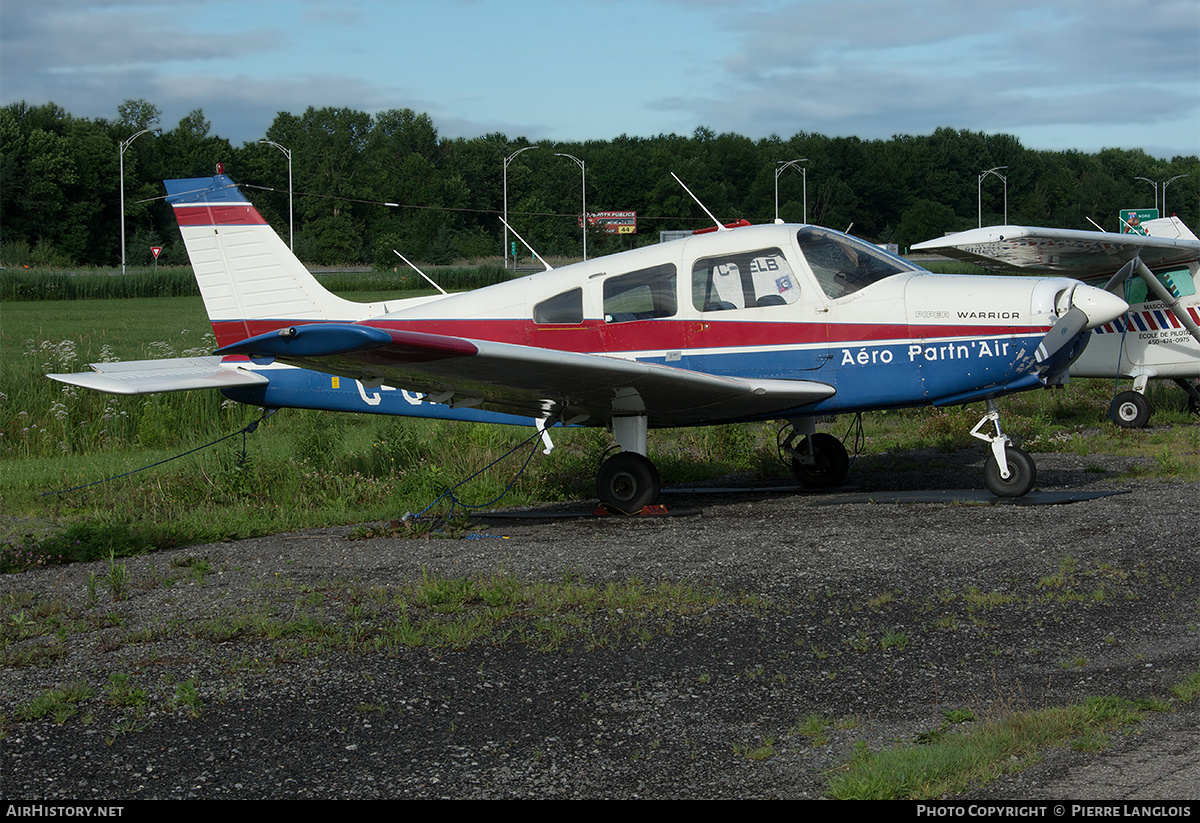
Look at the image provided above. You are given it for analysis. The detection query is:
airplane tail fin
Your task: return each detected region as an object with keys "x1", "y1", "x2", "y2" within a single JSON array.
[
  {"x1": 165, "y1": 173, "x2": 373, "y2": 348},
  {"x1": 1141, "y1": 216, "x2": 1200, "y2": 243}
]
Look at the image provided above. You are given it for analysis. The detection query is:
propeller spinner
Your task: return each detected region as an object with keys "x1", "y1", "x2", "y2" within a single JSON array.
[{"x1": 1035, "y1": 283, "x2": 1128, "y2": 379}]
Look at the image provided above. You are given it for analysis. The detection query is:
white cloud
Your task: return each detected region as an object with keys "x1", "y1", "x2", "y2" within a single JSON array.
[
  {"x1": 1, "y1": 0, "x2": 1195, "y2": 155},
  {"x1": 655, "y1": 0, "x2": 1199, "y2": 153}
]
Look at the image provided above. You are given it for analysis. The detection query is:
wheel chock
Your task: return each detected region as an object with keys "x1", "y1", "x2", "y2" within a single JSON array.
[{"x1": 592, "y1": 503, "x2": 671, "y2": 516}]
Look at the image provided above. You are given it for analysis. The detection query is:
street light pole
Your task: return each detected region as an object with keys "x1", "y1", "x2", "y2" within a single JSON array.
[
  {"x1": 556, "y1": 153, "x2": 587, "y2": 261},
  {"x1": 1161, "y1": 174, "x2": 1189, "y2": 217},
  {"x1": 978, "y1": 166, "x2": 1008, "y2": 228},
  {"x1": 774, "y1": 159, "x2": 808, "y2": 223},
  {"x1": 119, "y1": 129, "x2": 150, "y2": 273},
  {"x1": 1134, "y1": 176, "x2": 1160, "y2": 213},
  {"x1": 503, "y1": 145, "x2": 539, "y2": 268},
  {"x1": 259, "y1": 140, "x2": 294, "y2": 250}
]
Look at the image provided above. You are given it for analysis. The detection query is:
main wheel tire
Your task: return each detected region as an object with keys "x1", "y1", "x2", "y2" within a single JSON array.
[
  {"x1": 983, "y1": 445, "x2": 1037, "y2": 498},
  {"x1": 1112, "y1": 391, "x2": 1151, "y2": 428},
  {"x1": 596, "y1": 452, "x2": 661, "y2": 513},
  {"x1": 789, "y1": 433, "x2": 850, "y2": 489}
]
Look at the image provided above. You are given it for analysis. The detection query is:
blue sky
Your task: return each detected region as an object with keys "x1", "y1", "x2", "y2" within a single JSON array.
[{"x1": 3, "y1": 0, "x2": 1197, "y2": 158}]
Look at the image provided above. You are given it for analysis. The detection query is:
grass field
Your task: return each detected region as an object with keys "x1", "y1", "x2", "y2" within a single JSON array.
[
  {"x1": 1, "y1": 290, "x2": 790, "y2": 562},
  {"x1": 4, "y1": 285, "x2": 1200, "y2": 570},
  {"x1": 0, "y1": 264, "x2": 515, "y2": 302}
]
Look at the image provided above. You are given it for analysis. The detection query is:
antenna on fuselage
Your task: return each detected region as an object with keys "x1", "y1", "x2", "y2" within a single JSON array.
[
  {"x1": 393, "y1": 250, "x2": 448, "y2": 295},
  {"x1": 499, "y1": 217, "x2": 553, "y2": 271},
  {"x1": 671, "y1": 172, "x2": 725, "y2": 231}
]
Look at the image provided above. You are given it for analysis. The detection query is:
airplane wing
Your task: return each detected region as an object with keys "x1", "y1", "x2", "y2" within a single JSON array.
[
  {"x1": 48, "y1": 356, "x2": 269, "y2": 395},
  {"x1": 912, "y1": 223, "x2": 1200, "y2": 279},
  {"x1": 215, "y1": 323, "x2": 836, "y2": 426}
]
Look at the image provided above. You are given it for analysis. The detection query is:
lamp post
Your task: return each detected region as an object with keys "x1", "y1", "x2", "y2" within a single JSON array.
[
  {"x1": 978, "y1": 166, "x2": 1008, "y2": 228},
  {"x1": 556, "y1": 152, "x2": 587, "y2": 261},
  {"x1": 503, "y1": 145, "x2": 539, "y2": 268},
  {"x1": 1135, "y1": 176, "x2": 1160, "y2": 213},
  {"x1": 119, "y1": 129, "x2": 150, "y2": 273},
  {"x1": 1161, "y1": 174, "x2": 1189, "y2": 217},
  {"x1": 774, "y1": 158, "x2": 808, "y2": 223},
  {"x1": 259, "y1": 140, "x2": 294, "y2": 250}
]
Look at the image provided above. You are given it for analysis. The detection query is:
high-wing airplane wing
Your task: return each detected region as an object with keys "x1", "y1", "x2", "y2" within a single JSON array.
[
  {"x1": 215, "y1": 323, "x2": 837, "y2": 427},
  {"x1": 911, "y1": 219, "x2": 1200, "y2": 279}
]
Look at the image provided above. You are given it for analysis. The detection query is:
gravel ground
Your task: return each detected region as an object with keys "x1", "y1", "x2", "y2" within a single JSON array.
[{"x1": 2, "y1": 446, "x2": 1199, "y2": 800}]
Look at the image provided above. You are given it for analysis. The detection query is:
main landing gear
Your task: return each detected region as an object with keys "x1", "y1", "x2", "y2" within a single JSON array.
[
  {"x1": 779, "y1": 421, "x2": 850, "y2": 489},
  {"x1": 971, "y1": 399, "x2": 1037, "y2": 497},
  {"x1": 1112, "y1": 379, "x2": 1200, "y2": 428},
  {"x1": 1184, "y1": 379, "x2": 1200, "y2": 416},
  {"x1": 1112, "y1": 374, "x2": 1153, "y2": 428},
  {"x1": 1112, "y1": 390, "x2": 1152, "y2": 428},
  {"x1": 594, "y1": 421, "x2": 854, "y2": 513},
  {"x1": 595, "y1": 399, "x2": 663, "y2": 514},
  {"x1": 596, "y1": 451, "x2": 661, "y2": 514}
]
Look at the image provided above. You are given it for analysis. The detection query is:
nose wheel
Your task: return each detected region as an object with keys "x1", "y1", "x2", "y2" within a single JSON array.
[
  {"x1": 971, "y1": 400, "x2": 1037, "y2": 498},
  {"x1": 982, "y1": 444, "x2": 1037, "y2": 497}
]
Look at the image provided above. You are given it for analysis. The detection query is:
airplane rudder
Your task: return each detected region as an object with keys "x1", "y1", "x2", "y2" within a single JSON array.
[{"x1": 165, "y1": 171, "x2": 361, "y2": 328}]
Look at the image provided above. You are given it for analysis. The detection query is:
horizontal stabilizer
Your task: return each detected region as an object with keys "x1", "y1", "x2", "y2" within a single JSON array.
[{"x1": 48, "y1": 356, "x2": 269, "y2": 396}]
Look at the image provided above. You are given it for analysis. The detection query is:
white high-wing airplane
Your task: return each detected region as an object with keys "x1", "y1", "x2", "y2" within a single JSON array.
[
  {"x1": 913, "y1": 217, "x2": 1200, "y2": 427},
  {"x1": 50, "y1": 172, "x2": 1127, "y2": 509}
]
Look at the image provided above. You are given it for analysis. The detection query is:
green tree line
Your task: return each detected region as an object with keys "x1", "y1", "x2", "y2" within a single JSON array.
[{"x1": 3, "y1": 99, "x2": 1197, "y2": 269}]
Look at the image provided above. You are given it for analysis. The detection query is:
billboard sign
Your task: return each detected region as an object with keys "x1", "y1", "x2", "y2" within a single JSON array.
[{"x1": 581, "y1": 211, "x2": 637, "y2": 234}]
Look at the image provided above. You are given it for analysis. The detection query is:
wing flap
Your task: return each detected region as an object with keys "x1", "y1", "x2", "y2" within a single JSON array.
[{"x1": 49, "y1": 356, "x2": 269, "y2": 396}]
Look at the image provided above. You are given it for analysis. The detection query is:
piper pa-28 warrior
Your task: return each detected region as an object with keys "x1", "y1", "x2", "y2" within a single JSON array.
[
  {"x1": 50, "y1": 172, "x2": 1128, "y2": 509},
  {"x1": 913, "y1": 217, "x2": 1200, "y2": 428}
]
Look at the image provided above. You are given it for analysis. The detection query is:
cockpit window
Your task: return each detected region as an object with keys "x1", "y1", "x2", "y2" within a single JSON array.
[
  {"x1": 692, "y1": 248, "x2": 800, "y2": 311},
  {"x1": 796, "y1": 227, "x2": 916, "y2": 299},
  {"x1": 603, "y1": 263, "x2": 677, "y2": 323}
]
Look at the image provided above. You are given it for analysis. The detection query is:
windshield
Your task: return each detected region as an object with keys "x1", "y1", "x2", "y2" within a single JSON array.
[{"x1": 796, "y1": 227, "x2": 918, "y2": 299}]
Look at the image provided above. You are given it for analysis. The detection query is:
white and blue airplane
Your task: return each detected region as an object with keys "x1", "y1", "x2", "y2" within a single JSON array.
[
  {"x1": 50, "y1": 172, "x2": 1128, "y2": 509},
  {"x1": 914, "y1": 217, "x2": 1200, "y2": 428}
]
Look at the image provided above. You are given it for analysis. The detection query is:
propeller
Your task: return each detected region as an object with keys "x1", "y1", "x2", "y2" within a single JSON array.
[
  {"x1": 1035, "y1": 305, "x2": 1089, "y2": 372},
  {"x1": 1035, "y1": 283, "x2": 1128, "y2": 379}
]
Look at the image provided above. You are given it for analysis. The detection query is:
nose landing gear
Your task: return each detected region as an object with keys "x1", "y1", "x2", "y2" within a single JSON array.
[{"x1": 971, "y1": 399, "x2": 1037, "y2": 497}]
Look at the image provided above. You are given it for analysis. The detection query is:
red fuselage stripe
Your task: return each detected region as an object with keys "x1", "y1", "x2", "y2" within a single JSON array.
[
  {"x1": 174, "y1": 204, "x2": 267, "y2": 227},
  {"x1": 209, "y1": 317, "x2": 1037, "y2": 352}
]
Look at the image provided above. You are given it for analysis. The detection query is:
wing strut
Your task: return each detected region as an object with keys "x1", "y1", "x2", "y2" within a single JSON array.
[{"x1": 1118, "y1": 258, "x2": 1200, "y2": 347}]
